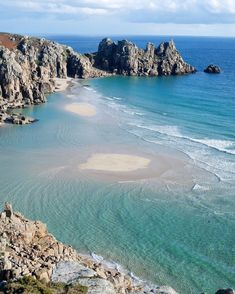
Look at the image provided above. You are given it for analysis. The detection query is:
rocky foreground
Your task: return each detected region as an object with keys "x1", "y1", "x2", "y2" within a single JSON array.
[
  {"x1": 0, "y1": 203, "x2": 234, "y2": 294},
  {"x1": 0, "y1": 32, "x2": 195, "y2": 124},
  {"x1": 0, "y1": 202, "x2": 178, "y2": 294}
]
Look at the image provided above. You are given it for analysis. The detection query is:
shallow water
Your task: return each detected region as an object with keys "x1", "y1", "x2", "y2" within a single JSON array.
[{"x1": 0, "y1": 36, "x2": 235, "y2": 293}]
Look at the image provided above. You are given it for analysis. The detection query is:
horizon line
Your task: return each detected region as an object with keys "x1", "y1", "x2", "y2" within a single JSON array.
[{"x1": 2, "y1": 31, "x2": 235, "y2": 39}]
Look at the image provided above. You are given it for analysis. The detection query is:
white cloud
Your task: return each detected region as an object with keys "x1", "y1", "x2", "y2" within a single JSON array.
[{"x1": 0, "y1": 0, "x2": 235, "y2": 23}]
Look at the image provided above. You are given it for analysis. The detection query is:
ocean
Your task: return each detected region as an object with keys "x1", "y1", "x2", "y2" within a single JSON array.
[{"x1": 0, "y1": 36, "x2": 234, "y2": 293}]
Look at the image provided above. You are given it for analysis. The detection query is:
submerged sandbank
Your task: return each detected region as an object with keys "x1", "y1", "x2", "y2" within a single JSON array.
[
  {"x1": 79, "y1": 153, "x2": 151, "y2": 172},
  {"x1": 65, "y1": 103, "x2": 97, "y2": 117}
]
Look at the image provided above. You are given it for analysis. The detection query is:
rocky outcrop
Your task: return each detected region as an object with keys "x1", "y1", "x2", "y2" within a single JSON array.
[
  {"x1": 0, "y1": 33, "x2": 107, "y2": 124},
  {"x1": 204, "y1": 64, "x2": 221, "y2": 74},
  {"x1": 0, "y1": 202, "x2": 178, "y2": 294},
  {"x1": 90, "y1": 38, "x2": 196, "y2": 76}
]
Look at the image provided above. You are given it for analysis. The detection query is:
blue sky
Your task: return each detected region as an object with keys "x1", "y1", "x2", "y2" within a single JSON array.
[{"x1": 0, "y1": 0, "x2": 235, "y2": 36}]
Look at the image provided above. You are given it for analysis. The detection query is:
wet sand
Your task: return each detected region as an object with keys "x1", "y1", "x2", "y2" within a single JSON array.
[
  {"x1": 65, "y1": 103, "x2": 97, "y2": 117},
  {"x1": 79, "y1": 153, "x2": 151, "y2": 172}
]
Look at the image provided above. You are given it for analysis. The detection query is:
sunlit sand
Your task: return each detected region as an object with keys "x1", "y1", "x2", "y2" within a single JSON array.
[{"x1": 79, "y1": 153, "x2": 151, "y2": 172}]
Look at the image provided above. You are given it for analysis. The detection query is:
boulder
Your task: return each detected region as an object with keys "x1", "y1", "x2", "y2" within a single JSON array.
[
  {"x1": 51, "y1": 261, "x2": 97, "y2": 284},
  {"x1": 215, "y1": 289, "x2": 235, "y2": 294},
  {"x1": 77, "y1": 278, "x2": 116, "y2": 294},
  {"x1": 4, "y1": 202, "x2": 13, "y2": 218},
  {"x1": 204, "y1": 64, "x2": 221, "y2": 74}
]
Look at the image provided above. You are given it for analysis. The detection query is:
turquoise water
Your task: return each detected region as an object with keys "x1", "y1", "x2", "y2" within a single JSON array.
[{"x1": 0, "y1": 37, "x2": 235, "y2": 293}]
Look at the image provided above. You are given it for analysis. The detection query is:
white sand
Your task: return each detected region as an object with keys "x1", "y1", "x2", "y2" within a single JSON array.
[
  {"x1": 54, "y1": 78, "x2": 72, "y2": 92},
  {"x1": 79, "y1": 153, "x2": 151, "y2": 172},
  {"x1": 65, "y1": 103, "x2": 97, "y2": 117}
]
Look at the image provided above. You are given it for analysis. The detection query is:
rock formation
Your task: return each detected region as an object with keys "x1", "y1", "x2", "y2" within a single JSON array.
[
  {"x1": 204, "y1": 64, "x2": 221, "y2": 74},
  {"x1": 0, "y1": 202, "x2": 179, "y2": 294},
  {"x1": 0, "y1": 33, "x2": 106, "y2": 125},
  {"x1": 215, "y1": 290, "x2": 235, "y2": 294},
  {"x1": 0, "y1": 33, "x2": 196, "y2": 125},
  {"x1": 90, "y1": 38, "x2": 196, "y2": 76}
]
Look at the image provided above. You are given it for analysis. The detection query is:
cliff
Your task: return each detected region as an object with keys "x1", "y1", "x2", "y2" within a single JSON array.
[
  {"x1": 0, "y1": 33, "x2": 195, "y2": 125},
  {"x1": 0, "y1": 33, "x2": 107, "y2": 124},
  {"x1": 0, "y1": 203, "x2": 178, "y2": 294}
]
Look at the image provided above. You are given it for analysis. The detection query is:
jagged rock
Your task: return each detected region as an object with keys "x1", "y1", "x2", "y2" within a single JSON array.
[
  {"x1": 4, "y1": 203, "x2": 12, "y2": 218},
  {"x1": 93, "y1": 38, "x2": 196, "y2": 76},
  {"x1": 204, "y1": 64, "x2": 221, "y2": 74},
  {"x1": 215, "y1": 289, "x2": 235, "y2": 294},
  {"x1": 51, "y1": 261, "x2": 97, "y2": 284}
]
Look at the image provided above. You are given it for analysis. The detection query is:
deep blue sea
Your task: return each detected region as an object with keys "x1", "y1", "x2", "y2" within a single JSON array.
[{"x1": 0, "y1": 36, "x2": 234, "y2": 293}]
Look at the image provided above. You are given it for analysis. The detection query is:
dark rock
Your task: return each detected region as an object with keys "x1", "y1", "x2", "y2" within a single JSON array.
[
  {"x1": 4, "y1": 202, "x2": 13, "y2": 218},
  {"x1": 215, "y1": 289, "x2": 235, "y2": 294},
  {"x1": 204, "y1": 64, "x2": 221, "y2": 74}
]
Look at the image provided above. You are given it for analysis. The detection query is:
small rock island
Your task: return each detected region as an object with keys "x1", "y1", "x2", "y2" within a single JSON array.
[{"x1": 204, "y1": 64, "x2": 221, "y2": 74}]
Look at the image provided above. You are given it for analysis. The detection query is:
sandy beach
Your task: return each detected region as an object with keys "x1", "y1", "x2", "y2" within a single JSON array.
[
  {"x1": 54, "y1": 78, "x2": 72, "y2": 92},
  {"x1": 79, "y1": 153, "x2": 151, "y2": 172},
  {"x1": 65, "y1": 103, "x2": 97, "y2": 117}
]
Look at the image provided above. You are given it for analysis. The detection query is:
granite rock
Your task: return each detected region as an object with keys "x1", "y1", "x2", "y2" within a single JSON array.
[{"x1": 92, "y1": 38, "x2": 196, "y2": 76}]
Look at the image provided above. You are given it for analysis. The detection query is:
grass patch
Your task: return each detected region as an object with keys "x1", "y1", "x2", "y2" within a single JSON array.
[{"x1": 0, "y1": 276, "x2": 88, "y2": 294}]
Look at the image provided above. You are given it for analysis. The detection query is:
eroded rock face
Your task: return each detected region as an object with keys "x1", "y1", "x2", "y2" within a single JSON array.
[
  {"x1": 92, "y1": 38, "x2": 196, "y2": 76},
  {"x1": 0, "y1": 33, "x2": 106, "y2": 124},
  {"x1": 204, "y1": 64, "x2": 221, "y2": 74}
]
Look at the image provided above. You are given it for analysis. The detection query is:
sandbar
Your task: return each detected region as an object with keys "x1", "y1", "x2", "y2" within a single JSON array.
[
  {"x1": 65, "y1": 103, "x2": 97, "y2": 117},
  {"x1": 79, "y1": 153, "x2": 151, "y2": 172}
]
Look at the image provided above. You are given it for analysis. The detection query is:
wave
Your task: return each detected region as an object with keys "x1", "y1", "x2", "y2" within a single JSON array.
[
  {"x1": 83, "y1": 86, "x2": 93, "y2": 91},
  {"x1": 190, "y1": 139, "x2": 235, "y2": 155},
  {"x1": 104, "y1": 96, "x2": 114, "y2": 101},
  {"x1": 112, "y1": 96, "x2": 122, "y2": 100},
  {"x1": 192, "y1": 184, "x2": 210, "y2": 191},
  {"x1": 130, "y1": 123, "x2": 235, "y2": 155},
  {"x1": 129, "y1": 123, "x2": 183, "y2": 138}
]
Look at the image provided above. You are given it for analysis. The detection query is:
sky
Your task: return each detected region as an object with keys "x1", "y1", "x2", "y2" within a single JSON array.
[{"x1": 0, "y1": 0, "x2": 235, "y2": 36}]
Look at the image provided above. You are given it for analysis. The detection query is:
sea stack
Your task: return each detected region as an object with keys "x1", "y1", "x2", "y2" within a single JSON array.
[{"x1": 90, "y1": 38, "x2": 196, "y2": 76}]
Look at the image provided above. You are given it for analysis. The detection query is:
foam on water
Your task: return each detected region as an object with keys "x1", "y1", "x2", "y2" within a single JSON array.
[
  {"x1": 129, "y1": 123, "x2": 183, "y2": 138},
  {"x1": 191, "y1": 138, "x2": 235, "y2": 155}
]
